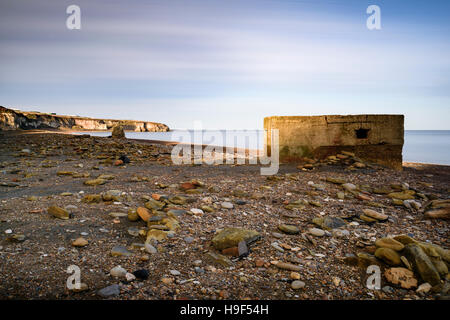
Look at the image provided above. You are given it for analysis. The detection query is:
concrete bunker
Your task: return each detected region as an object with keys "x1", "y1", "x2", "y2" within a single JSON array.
[{"x1": 264, "y1": 115, "x2": 404, "y2": 170}]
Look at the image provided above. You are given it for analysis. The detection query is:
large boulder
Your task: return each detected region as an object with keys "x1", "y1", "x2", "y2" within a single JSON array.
[
  {"x1": 212, "y1": 228, "x2": 260, "y2": 250},
  {"x1": 111, "y1": 125, "x2": 125, "y2": 139},
  {"x1": 403, "y1": 243, "x2": 441, "y2": 286}
]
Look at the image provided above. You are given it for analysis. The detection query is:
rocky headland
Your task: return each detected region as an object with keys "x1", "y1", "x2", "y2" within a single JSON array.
[{"x1": 0, "y1": 106, "x2": 169, "y2": 132}]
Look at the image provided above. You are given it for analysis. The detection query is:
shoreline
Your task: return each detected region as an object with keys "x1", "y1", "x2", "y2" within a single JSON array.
[{"x1": 3, "y1": 129, "x2": 449, "y2": 169}]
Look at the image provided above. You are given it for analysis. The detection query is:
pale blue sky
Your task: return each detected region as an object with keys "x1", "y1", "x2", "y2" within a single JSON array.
[{"x1": 0, "y1": 0, "x2": 449, "y2": 129}]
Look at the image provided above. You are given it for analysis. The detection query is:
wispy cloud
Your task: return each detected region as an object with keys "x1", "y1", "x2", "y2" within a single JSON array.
[{"x1": 0, "y1": 0, "x2": 449, "y2": 129}]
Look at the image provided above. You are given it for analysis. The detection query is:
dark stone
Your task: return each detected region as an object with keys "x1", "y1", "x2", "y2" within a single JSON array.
[
  {"x1": 97, "y1": 284, "x2": 120, "y2": 297},
  {"x1": 119, "y1": 155, "x2": 130, "y2": 163},
  {"x1": 132, "y1": 269, "x2": 150, "y2": 280},
  {"x1": 403, "y1": 244, "x2": 441, "y2": 286}
]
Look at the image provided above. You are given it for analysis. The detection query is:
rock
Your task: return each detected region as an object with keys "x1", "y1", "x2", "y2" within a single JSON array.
[
  {"x1": 273, "y1": 261, "x2": 301, "y2": 272},
  {"x1": 146, "y1": 229, "x2": 168, "y2": 242},
  {"x1": 326, "y1": 177, "x2": 346, "y2": 184},
  {"x1": 342, "y1": 183, "x2": 357, "y2": 192},
  {"x1": 238, "y1": 240, "x2": 249, "y2": 256},
  {"x1": 144, "y1": 243, "x2": 157, "y2": 254},
  {"x1": 168, "y1": 196, "x2": 187, "y2": 205},
  {"x1": 110, "y1": 266, "x2": 127, "y2": 278},
  {"x1": 393, "y1": 234, "x2": 417, "y2": 245},
  {"x1": 308, "y1": 228, "x2": 325, "y2": 237},
  {"x1": 180, "y1": 182, "x2": 195, "y2": 191},
  {"x1": 382, "y1": 286, "x2": 394, "y2": 294},
  {"x1": 132, "y1": 269, "x2": 149, "y2": 280},
  {"x1": 388, "y1": 190, "x2": 415, "y2": 200},
  {"x1": 119, "y1": 155, "x2": 130, "y2": 163},
  {"x1": 221, "y1": 201, "x2": 234, "y2": 209},
  {"x1": 83, "y1": 178, "x2": 106, "y2": 186},
  {"x1": 332, "y1": 229, "x2": 350, "y2": 238},
  {"x1": 285, "y1": 271, "x2": 300, "y2": 280},
  {"x1": 57, "y1": 171, "x2": 74, "y2": 176},
  {"x1": 184, "y1": 236, "x2": 194, "y2": 243},
  {"x1": 7, "y1": 234, "x2": 26, "y2": 242},
  {"x1": 344, "y1": 253, "x2": 359, "y2": 266},
  {"x1": 72, "y1": 237, "x2": 88, "y2": 247},
  {"x1": 137, "y1": 207, "x2": 151, "y2": 222},
  {"x1": 291, "y1": 280, "x2": 305, "y2": 290},
  {"x1": 400, "y1": 256, "x2": 413, "y2": 270},
  {"x1": 357, "y1": 252, "x2": 382, "y2": 268},
  {"x1": 109, "y1": 212, "x2": 127, "y2": 218},
  {"x1": 418, "y1": 242, "x2": 450, "y2": 264},
  {"x1": 272, "y1": 232, "x2": 284, "y2": 239},
  {"x1": 102, "y1": 189, "x2": 121, "y2": 201},
  {"x1": 82, "y1": 194, "x2": 102, "y2": 203},
  {"x1": 222, "y1": 247, "x2": 239, "y2": 257},
  {"x1": 98, "y1": 284, "x2": 120, "y2": 297},
  {"x1": 212, "y1": 228, "x2": 260, "y2": 250},
  {"x1": 375, "y1": 238, "x2": 405, "y2": 251},
  {"x1": 354, "y1": 162, "x2": 366, "y2": 168},
  {"x1": 161, "y1": 217, "x2": 180, "y2": 231},
  {"x1": 170, "y1": 270, "x2": 181, "y2": 276},
  {"x1": 48, "y1": 206, "x2": 70, "y2": 220},
  {"x1": 362, "y1": 208, "x2": 388, "y2": 221},
  {"x1": 200, "y1": 205, "x2": 214, "y2": 213},
  {"x1": 271, "y1": 242, "x2": 284, "y2": 253},
  {"x1": 375, "y1": 248, "x2": 401, "y2": 266},
  {"x1": 190, "y1": 208, "x2": 204, "y2": 215},
  {"x1": 127, "y1": 208, "x2": 139, "y2": 221},
  {"x1": 424, "y1": 207, "x2": 450, "y2": 220},
  {"x1": 384, "y1": 268, "x2": 418, "y2": 289},
  {"x1": 312, "y1": 216, "x2": 346, "y2": 230},
  {"x1": 359, "y1": 215, "x2": 377, "y2": 223},
  {"x1": 145, "y1": 199, "x2": 165, "y2": 211},
  {"x1": 195, "y1": 267, "x2": 205, "y2": 274},
  {"x1": 277, "y1": 224, "x2": 299, "y2": 235},
  {"x1": 70, "y1": 283, "x2": 89, "y2": 292},
  {"x1": 403, "y1": 244, "x2": 441, "y2": 286},
  {"x1": 416, "y1": 283, "x2": 432, "y2": 294},
  {"x1": 111, "y1": 125, "x2": 125, "y2": 139},
  {"x1": 125, "y1": 273, "x2": 136, "y2": 282},
  {"x1": 332, "y1": 277, "x2": 341, "y2": 286},
  {"x1": 403, "y1": 200, "x2": 421, "y2": 211},
  {"x1": 205, "y1": 251, "x2": 232, "y2": 267},
  {"x1": 127, "y1": 227, "x2": 140, "y2": 237},
  {"x1": 111, "y1": 245, "x2": 132, "y2": 257}
]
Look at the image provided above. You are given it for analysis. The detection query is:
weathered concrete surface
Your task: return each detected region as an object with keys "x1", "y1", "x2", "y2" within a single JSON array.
[
  {"x1": 0, "y1": 106, "x2": 169, "y2": 132},
  {"x1": 264, "y1": 115, "x2": 404, "y2": 170}
]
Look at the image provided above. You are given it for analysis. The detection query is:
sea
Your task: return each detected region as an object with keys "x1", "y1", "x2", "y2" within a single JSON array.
[{"x1": 75, "y1": 130, "x2": 450, "y2": 166}]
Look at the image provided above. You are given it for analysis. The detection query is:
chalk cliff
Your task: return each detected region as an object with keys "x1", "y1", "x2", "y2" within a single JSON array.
[{"x1": 0, "y1": 106, "x2": 169, "y2": 132}]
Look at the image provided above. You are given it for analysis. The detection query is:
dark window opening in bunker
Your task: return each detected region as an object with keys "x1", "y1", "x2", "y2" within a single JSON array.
[{"x1": 355, "y1": 128, "x2": 370, "y2": 139}]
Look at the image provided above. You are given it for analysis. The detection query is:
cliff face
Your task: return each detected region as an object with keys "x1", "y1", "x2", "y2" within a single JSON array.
[{"x1": 0, "y1": 106, "x2": 169, "y2": 132}]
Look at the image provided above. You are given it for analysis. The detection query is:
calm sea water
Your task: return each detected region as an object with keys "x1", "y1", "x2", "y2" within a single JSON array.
[{"x1": 76, "y1": 130, "x2": 450, "y2": 165}]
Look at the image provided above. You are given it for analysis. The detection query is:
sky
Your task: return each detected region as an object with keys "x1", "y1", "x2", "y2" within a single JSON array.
[{"x1": 0, "y1": 0, "x2": 449, "y2": 130}]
